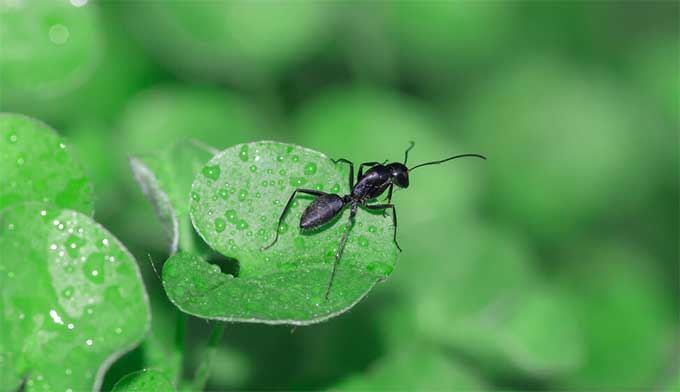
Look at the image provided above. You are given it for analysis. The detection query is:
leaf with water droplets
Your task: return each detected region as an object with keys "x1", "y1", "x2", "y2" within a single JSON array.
[
  {"x1": 167, "y1": 141, "x2": 398, "y2": 324},
  {"x1": 129, "y1": 139, "x2": 216, "y2": 254},
  {"x1": 0, "y1": 203, "x2": 150, "y2": 391},
  {"x1": 0, "y1": 113, "x2": 94, "y2": 214},
  {"x1": 112, "y1": 369, "x2": 175, "y2": 392}
]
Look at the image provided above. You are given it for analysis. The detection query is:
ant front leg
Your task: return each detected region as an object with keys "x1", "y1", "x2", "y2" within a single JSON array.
[
  {"x1": 365, "y1": 203, "x2": 402, "y2": 252},
  {"x1": 332, "y1": 158, "x2": 354, "y2": 189},
  {"x1": 326, "y1": 204, "x2": 358, "y2": 300},
  {"x1": 262, "y1": 188, "x2": 326, "y2": 250}
]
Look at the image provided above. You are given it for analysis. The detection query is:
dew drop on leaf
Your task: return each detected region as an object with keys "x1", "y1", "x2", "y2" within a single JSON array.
[
  {"x1": 202, "y1": 165, "x2": 221, "y2": 180},
  {"x1": 82, "y1": 253, "x2": 105, "y2": 284},
  {"x1": 225, "y1": 209, "x2": 238, "y2": 223},
  {"x1": 358, "y1": 236, "x2": 369, "y2": 247},
  {"x1": 239, "y1": 144, "x2": 249, "y2": 162},
  {"x1": 304, "y1": 162, "x2": 317, "y2": 175},
  {"x1": 238, "y1": 189, "x2": 248, "y2": 202},
  {"x1": 214, "y1": 218, "x2": 226, "y2": 233}
]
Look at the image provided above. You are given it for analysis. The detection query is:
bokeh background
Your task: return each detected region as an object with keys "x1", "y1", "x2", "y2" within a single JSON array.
[{"x1": 1, "y1": 1, "x2": 678, "y2": 390}]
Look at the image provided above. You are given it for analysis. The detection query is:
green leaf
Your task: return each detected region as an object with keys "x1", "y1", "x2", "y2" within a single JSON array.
[
  {"x1": 0, "y1": 0, "x2": 102, "y2": 97},
  {"x1": 0, "y1": 113, "x2": 94, "y2": 214},
  {"x1": 112, "y1": 369, "x2": 175, "y2": 392},
  {"x1": 0, "y1": 203, "x2": 150, "y2": 391},
  {"x1": 164, "y1": 142, "x2": 398, "y2": 324},
  {"x1": 130, "y1": 139, "x2": 216, "y2": 254},
  {"x1": 332, "y1": 345, "x2": 488, "y2": 391}
]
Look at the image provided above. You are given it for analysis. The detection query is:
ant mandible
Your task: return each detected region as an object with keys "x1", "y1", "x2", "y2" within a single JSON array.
[{"x1": 263, "y1": 142, "x2": 486, "y2": 300}]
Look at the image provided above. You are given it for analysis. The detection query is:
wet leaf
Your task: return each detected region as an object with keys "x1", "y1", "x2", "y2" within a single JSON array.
[
  {"x1": 165, "y1": 141, "x2": 398, "y2": 324},
  {"x1": 0, "y1": 113, "x2": 94, "y2": 214},
  {"x1": 112, "y1": 369, "x2": 175, "y2": 392},
  {"x1": 0, "y1": 203, "x2": 150, "y2": 391},
  {"x1": 333, "y1": 345, "x2": 488, "y2": 391},
  {"x1": 130, "y1": 140, "x2": 216, "y2": 254}
]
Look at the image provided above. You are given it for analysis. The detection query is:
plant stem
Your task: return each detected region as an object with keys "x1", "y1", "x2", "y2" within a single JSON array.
[
  {"x1": 173, "y1": 311, "x2": 187, "y2": 386},
  {"x1": 192, "y1": 322, "x2": 226, "y2": 391}
]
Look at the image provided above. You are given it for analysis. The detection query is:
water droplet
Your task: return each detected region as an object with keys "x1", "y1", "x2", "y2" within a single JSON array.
[
  {"x1": 65, "y1": 235, "x2": 84, "y2": 258},
  {"x1": 7, "y1": 131, "x2": 17, "y2": 143},
  {"x1": 279, "y1": 169, "x2": 286, "y2": 176},
  {"x1": 202, "y1": 165, "x2": 221, "y2": 180},
  {"x1": 313, "y1": 183, "x2": 323, "y2": 191},
  {"x1": 249, "y1": 165, "x2": 257, "y2": 172},
  {"x1": 289, "y1": 177, "x2": 306, "y2": 187},
  {"x1": 85, "y1": 338, "x2": 93, "y2": 346},
  {"x1": 358, "y1": 236, "x2": 369, "y2": 247},
  {"x1": 214, "y1": 218, "x2": 226, "y2": 233},
  {"x1": 368, "y1": 225, "x2": 377, "y2": 233},
  {"x1": 267, "y1": 168, "x2": 274, "y2": 174},
  {"x1": 366, "y1": 262, "x2": 394, "y2": 276},
  {"x1": 255, "y1": 192, "x2": 261, "y2": 198},
  {"x1": 82, "y1": 253, "x2": 105, "y2": 284},
  {"x1": 294, "y1": 237, "x2": 305, "y2": 249},
  {"x1": 224, "y1": 209, "x2": 237, "y2": 223},
  {"x1": 62, "y1": 286, "x2": 74, "y2": 298},
  {"x1": 239, "y1": 144, "x2": 249, "y2": 162},
  {"x1": 277, "y1": 155, "x2": 285, "y2": 163},
  {"x1": 261, "y1": 180, "x2": 268, "y2": 187},
  {"x1": 237, "y1": 219, "x2": 249, "y2": 231},
  {"x1": 48, "y1": 24, "x2": 69, "y2": 45},
  {"x1": 16, "y1": 155, "x2": 24, "y2": 166},
  {"x1": 291, "y1": 155, "x2": 300, "y2": 162},
  {"x1": 276, "y1": 222, "x2": 289, "y2": 234},
  {"x1": 292, "y1": 200, "x2": 299, "y2": 208},
  {"x1": 191, "y1": 192, "x2": 200, "y2": 202},
  {"x1": 238, "y1": 189, "x2": 248, "y2": 202},
  {"x1": 210, "y1": 264, "x2": 221, "y2": 274},
  {"x1": 331, "y1": 183, "x2": 341, "y2": 193},
  {"x1": 304, "y1": 162, "x2": 317, "y2": 175},
  {"x1": 269, "y1": 180, "x2": 275, "y2": 186},
  {"x1": 218, "y1": 187, "x2": 229, "y2": 200}
]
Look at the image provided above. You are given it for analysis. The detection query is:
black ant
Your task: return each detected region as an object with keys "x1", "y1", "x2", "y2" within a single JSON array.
[{"x1": 263, "y1": 142, "x2": 485, "y2": 299}]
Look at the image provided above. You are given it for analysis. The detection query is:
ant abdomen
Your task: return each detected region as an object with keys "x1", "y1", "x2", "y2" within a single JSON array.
[{"x1": 300, "y1": 194, "x2": 344, "y2": 230}]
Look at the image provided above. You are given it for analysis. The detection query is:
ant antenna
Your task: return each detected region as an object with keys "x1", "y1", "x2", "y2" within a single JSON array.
[
  {"x1": 403, "y1": 141, "x2": 415, "y2": 165},
  {"x1": 409, "y1": 153, "x2": 486, "y2": 171}
]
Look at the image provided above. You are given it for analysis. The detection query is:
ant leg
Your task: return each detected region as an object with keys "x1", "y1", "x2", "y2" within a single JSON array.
[
  {"x1": 332, "y1": 158, "x2": 354, "y2": 189},
  {"x1": 262, "y1": 188, "x2": 326, "y2": 250},
  {"x1": 385, "y1": 184, "x2": 394, "y2": 204},
  {"x1": 357, "y1": 162, "x2": 382, "y2": 180},
  {"x1": 365, "y1": 203, "x2": 402, "y2": 252},
  {"x1": 325, "y1": 204, "x2": 358, "y2": 300}
]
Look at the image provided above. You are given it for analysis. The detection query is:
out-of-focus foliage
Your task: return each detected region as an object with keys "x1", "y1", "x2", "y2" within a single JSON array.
[{"x1": 0, "y1": 0, "x2": 677, "y2": 391}]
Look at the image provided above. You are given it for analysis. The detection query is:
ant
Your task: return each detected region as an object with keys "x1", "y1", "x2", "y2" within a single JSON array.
[{"x1": 263, "y1": 142, "x2": 486, "y2": 300}]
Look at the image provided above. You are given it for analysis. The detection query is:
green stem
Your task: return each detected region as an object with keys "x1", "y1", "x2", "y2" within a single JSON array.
[
  {"x1": 172, "y1": 311, "x2": 187, "y2": 386},
  {"x1": 192, "y1": 322, "x2": 226, "y2": 391}
]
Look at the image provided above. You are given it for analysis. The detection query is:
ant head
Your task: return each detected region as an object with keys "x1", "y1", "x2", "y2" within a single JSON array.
[{"x1": 386, "y1": 162, "x2": 409, "y2": 188}]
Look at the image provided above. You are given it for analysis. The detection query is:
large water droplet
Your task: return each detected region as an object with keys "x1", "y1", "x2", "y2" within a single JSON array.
[
  {"x1": 202, "y1": 165, "x2": 221, "y2": 180},
  {"x1": 238, "y1": 189, "x2": 248, "y2": 202},
  {"x1": 239, "y1": 145, "x2": 249, "y2": 162},
  {"x1": 237, "y1": 219, "x2": 249, "y2": 231},
  {"x1": 366, "y1": 262, "x2": 394, "y2": 276},
  {"x1": 304, "y1": 162, "x2": 317, "y2": 175},
  {"x1": 277, "y1": 222, "x2": 289, "y2": 234},
  {"x1": 358, "y1": 236, "x2": 369, "y2": 247},
  {"x1": 82, "y1": 253, "x2": 105, "y2": 284},
  {"x1": 289, "y1": 177, "x2": 306, "y2": 187},
  {"x1": 214, "y1": 218, "x2": 226, "y2": 233},
  {"x1": 225, "y1": 209, "x2": 238, "y2": 223},
  {"x1": 65, "y1": 234, "x2": 85, "y2": 258}
]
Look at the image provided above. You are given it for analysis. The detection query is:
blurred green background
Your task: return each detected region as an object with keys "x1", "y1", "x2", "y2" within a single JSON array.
[{"x1": 1, "y1": 0, "x2": 678, "y2": 390}]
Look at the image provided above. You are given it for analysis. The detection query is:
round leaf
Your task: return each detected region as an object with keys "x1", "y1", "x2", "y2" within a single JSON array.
[
  {"x1": 112, "y1": 369, "x2": 175, "y2": 392},
  {"x1": 170, "y1": 141, "x2": 398, "y2": 324},
  {"x1": 0, "y1": 203, "x2": 150, "y2": 391},
  {"x1": 0, "y1": 113, "x2": 93, "y2": 214}
]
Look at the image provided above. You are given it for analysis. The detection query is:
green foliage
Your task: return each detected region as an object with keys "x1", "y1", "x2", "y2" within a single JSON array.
[
  {"x1": 0, "y1": 203, "x2": 149, "y2": 392},
  {"x1": 159, "y1": 141, "x2": 398, "y2": 324},
  {"x1": 0, "y1": 114, "x2": 93, "y2": 214},
  {"x1": 0, "y1": 0, "x2": 102, "y2": 97},
  {"x1": 130, "y1": 140, "x2": 216, "y2": 254},
  {"x1": 112, "y1": 369, "x2": 175, "y2": 392},
  {"x1": 334, "y1": 345, "x2": 487, "y2": 391}
]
